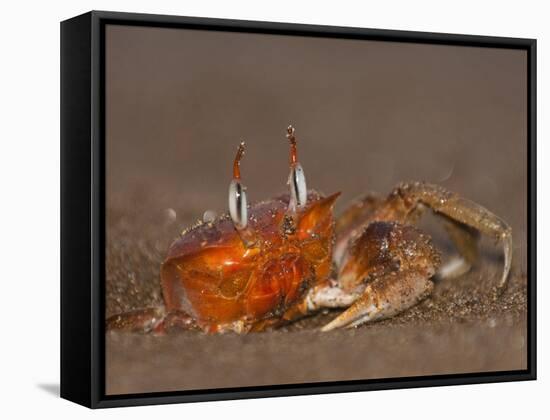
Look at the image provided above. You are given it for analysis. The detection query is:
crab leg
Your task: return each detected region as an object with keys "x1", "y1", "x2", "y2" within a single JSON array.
[
  {"x1": 106, "y1": 307, "x2": 197, "y2": 334},
  {"x1": 394, "y1": 182, "x2": 512, "y2": 289},
  {"x1": 106, "y1": 307, "x2": 166, "y2": 333}
]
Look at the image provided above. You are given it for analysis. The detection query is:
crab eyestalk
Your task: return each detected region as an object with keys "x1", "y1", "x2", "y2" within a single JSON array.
[
  {"x1": 286, "y1": 125, "x2": 307, "y2": 215},
  {"x1": 228, "y1": 142, "x2": 255, "y2": 247}
]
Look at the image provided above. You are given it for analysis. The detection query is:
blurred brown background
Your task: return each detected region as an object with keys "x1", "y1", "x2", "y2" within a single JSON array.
[{"x1": 105, "y1": 24, "x2": 527, "y2": 395}]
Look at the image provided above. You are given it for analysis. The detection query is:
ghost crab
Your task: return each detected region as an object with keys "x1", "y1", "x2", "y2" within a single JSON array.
[{"x1": 107, "y1": 126, "x2": 512, "y2": 334}]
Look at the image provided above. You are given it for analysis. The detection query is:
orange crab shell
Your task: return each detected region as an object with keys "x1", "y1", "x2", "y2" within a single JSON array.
[{"x1": 160, "y1": 191, "x2": 340, "y2": 330}]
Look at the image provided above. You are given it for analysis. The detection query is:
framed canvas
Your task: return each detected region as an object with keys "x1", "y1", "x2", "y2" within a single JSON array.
[{"x1": 60, "y1": 10, "x2": 536, "y2": 408}]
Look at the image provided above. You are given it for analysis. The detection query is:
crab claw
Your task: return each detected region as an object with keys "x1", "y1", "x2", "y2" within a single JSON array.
[
  {"x1": 321, "y1": 221, "x2": 440, "y2": 331},
  {"x1": 320, "y1": 269, "x2": 434, "y2": 331}
]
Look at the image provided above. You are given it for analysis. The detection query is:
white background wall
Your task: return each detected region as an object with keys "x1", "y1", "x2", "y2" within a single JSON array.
[{"x1": 0, "y1": 0, "x2": 546, "y2": 418}]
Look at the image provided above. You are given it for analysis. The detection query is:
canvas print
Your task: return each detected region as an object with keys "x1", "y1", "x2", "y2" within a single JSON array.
[{"x1": 104, "y1": 24, "x2": 528, "y2": 395}]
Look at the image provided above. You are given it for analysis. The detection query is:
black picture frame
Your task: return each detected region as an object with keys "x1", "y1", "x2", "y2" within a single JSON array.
[{"x1": 60, "y1": 10, "x2": 537, "y2": 409}]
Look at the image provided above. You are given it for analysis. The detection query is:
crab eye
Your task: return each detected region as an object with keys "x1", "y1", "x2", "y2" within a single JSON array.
[
  {"x1": 288, "y1": 162, "x2": 307, "y2": 213},
  {"x1": 286, "y1": 125, "x2": 307, "y2": 213},
  {"x1": 229, "y1": 179, "x2": 248, "y2": 229},
  {"x1": 229, "y1": 141, "x2": 248, "y2": 230}
]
